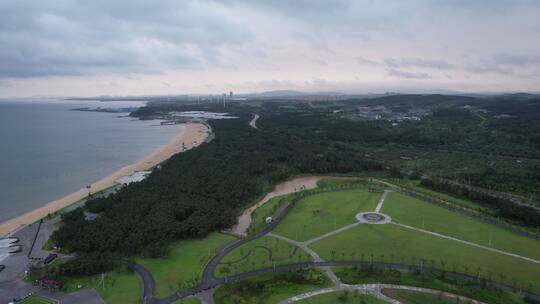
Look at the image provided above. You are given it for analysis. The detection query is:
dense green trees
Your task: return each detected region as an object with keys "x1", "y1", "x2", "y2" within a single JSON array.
[{"x1": 53, "y1": 95, "x2": 540, "y2": 276}]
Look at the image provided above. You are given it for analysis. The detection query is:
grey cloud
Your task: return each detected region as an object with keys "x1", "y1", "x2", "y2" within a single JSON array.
[
  {"x1": 463, "y1": 64, "x2": 513, "y2": 75},
  {"x1": 0, "y1": 0, "x2": 252, "y2": 77},
  {"x1": 356, "y1": 56, "x2": 383, "y2": 66},
  {"x1": 494, "y1": 53, "x2": 540, "y2": 66},
  {"x1": 384, "y1": 58, "x2": 455, "y2": 70},
  {"x1": 387, "y1": 69, "x2": 432, "y2": 79}
]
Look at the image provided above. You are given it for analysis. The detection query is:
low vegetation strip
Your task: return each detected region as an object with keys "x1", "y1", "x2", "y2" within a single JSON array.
[{"x1": 381, "y1": 288, "x2": 484, "y2": 304}]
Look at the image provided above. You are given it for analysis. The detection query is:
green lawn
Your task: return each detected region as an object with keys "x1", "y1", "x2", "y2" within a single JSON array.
[
  {"x1": 388, "y1": 179, "x2": 487, "y2": 210},
  {"x1": 214, "y1": 269, "x2": 331, "y2": 304},
  {"x1": 248, "y1": 193, "x2": 294, "y2": 236},
  {"x1": 216, "y1": 236, "x2": 312, "y2": 276},
  {"x1": 273, "y1": 189, "x2": 381, "y2": 242},
  {"x1": 19, "y1": 296, "x2": 58, "y2": 304},
  {"x1": 64, "y1": 269, "x2": 142, "y2": 304},
  {"x1": 296, "y1": 291, "x2": 386, "y2": 303},
  {"x1": 381, "y1": 289, "x2": 464, "y2": 304},
  {"x1": 310, "y1": 224, "x2": 540, "y2": 293},
  {"x1": 136, "y1": 233, "x2": 235, "y2": 298},
  {"x1": 381, "y1": 192, "x2": 540, "y2": 260}
]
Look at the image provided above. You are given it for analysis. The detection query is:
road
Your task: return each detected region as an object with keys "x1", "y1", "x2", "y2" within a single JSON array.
[{"x1": 249, "y1": 113, "x2": 259, "y2": 129}]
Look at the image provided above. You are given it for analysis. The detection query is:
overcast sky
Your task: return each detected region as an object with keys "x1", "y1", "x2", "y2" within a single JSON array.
[{"x1": 1, "y1": 0, "x2": 540, "y2": 97}]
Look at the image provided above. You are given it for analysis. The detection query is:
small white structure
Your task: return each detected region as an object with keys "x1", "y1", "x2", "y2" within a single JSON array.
[
  {"x1": 116, "y1": 171, "x2": 151, "y2": 185},
  {"x1": 265, "y1": 217, "x2": 273, "y2": 224}
]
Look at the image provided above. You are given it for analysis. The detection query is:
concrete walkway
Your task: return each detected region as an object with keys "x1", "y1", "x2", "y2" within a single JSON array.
[
  {"x1": 392, "y1": 222, "x2": 540, "y2": 264},
  {"x1": 267, "y1": 232, "x2": 341, "y2": 286},
  {"x1": 304, "y1": 222, "x2": 361, "y2": 245},
  {"x1": 375, "y1": 190, "x2": 391, "y2": 213}
]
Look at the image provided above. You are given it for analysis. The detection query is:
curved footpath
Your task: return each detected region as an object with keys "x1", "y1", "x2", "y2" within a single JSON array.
[{"x1": 135, "y1": 183, "x2": 540, "y2": 304}]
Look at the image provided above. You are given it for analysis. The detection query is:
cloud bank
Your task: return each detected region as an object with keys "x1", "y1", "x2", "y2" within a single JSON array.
[{"x1": 0, "y1": 0, "x2": 539, "y2": 96}]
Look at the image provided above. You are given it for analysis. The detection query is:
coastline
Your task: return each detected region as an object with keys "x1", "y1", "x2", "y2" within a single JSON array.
[{"x1": 0, "y1": 122, "x2": 209, "y2": 237}]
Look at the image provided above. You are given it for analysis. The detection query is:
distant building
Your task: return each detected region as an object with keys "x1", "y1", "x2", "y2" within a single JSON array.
[
  {"x1": 116, "y1": 171, "x2": 151, "y2": 185},
  {"x1": 229, "y1": 91, "x2": 233, "y2": 98}
]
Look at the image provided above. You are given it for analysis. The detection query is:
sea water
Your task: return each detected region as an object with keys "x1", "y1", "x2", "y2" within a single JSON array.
[{"x1": 0, "y1": 99, "x2": 183, "y2": 223}]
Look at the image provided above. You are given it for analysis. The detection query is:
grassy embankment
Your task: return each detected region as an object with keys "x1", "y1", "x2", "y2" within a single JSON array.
[
  {"x1": 136, "y1": 232, "x2": 235, "y2": 298},
  {"x1": 214, "y1": 269, "x2": 331, "y2": 304}
]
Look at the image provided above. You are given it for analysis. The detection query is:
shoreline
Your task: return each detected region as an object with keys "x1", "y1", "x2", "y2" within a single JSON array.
[{"x1": 0, "y1": 122, "x2": 209, "y2": 237}]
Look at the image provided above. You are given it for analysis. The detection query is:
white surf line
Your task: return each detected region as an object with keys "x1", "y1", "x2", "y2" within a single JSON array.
[
  {"x1": 375, "y1": 190, "x2": 391, "y2": 213},
  {"x1": 304, "y1": 222, "x2": 361, "y2": 245},
  {"x1": 392, "y1": 222, "x2": 540, "y2": 264}
]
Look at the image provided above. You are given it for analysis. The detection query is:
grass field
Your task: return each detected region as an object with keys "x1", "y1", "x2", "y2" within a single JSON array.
[
  {"x1": 136, "y1": 233, "x2": 235, "y2": 297},
  {"x1": 381, "y1": 289, "x2": 464, "y2": 304},
  {"x1": 19, "y1": 296, "x2": 58, "y2": 304},
  {"x1": 381, "y1": 192, "x2": 540, "y2": 260},
  {"x1": 296, "y1": 291, "x2": 386, "y2": 303},
  {"x1": 214, "y1": 269, "x2": 331, "y2": 304},
  {"x1": 248, "y1": 193, "x2": 294, "y2": 235},
  {"x1": 216, "y1": 236, "x2": 312, "y2": 276},
  {"x1": 310, "y1": 224, "x2": 540, "y2": 293},
  {"x1": 387, "y1": 179, "x2": 487, "y2": 210},
  {"x1": 273, "y1": 189, "x2": 381, "y2": 241},
  {"x1": 63, "y1": 269, "x2": 142, "y2": 304}
]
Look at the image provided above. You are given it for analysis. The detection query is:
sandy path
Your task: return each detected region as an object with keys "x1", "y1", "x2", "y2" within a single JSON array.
[
  {"x1": 230, "y1": 176, "x2": 356, "y2": 236},
  {"x1": 0, "y1": 123, "x2": 209, "y2": 237}
]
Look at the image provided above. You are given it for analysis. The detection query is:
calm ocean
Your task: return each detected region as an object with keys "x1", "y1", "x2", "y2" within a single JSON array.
[{"x1": 0, "y1": 100, "x2": 183, "y2": 223}]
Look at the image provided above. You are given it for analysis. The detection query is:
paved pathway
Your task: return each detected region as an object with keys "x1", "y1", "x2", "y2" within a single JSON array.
[
  {"x1": 267, "y1": 233, "x2": 341, "y2": 286},
  {"x1": 249, "y1": 113, "x2": 259, "y2": 129},
  {"x1": 392, "y1": 222, "x2": 540, "y2": 264},
  {"x1": 375, "y1": 190, "x2": 391, "y2": 213},
  {"x1": 304, "y1": 222, "x2": 361, "y2": 245}
]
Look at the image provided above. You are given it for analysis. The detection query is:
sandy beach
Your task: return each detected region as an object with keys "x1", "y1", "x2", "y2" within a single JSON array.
[{"x1": 0, "y1": 122, "x2": 209, "y2": 237}]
